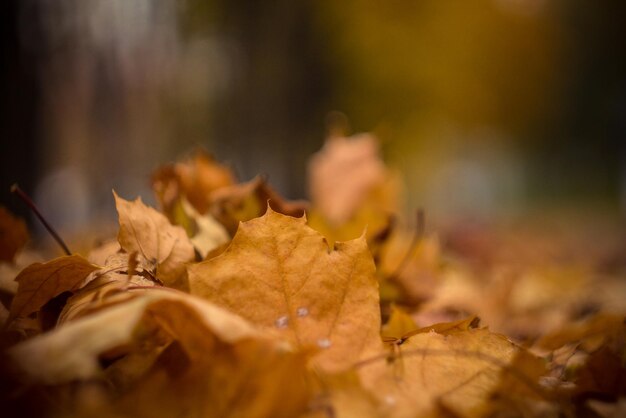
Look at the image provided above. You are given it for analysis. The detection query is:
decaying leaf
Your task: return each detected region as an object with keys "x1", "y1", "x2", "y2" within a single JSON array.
[
  {"x1": 188, "y1": 207, "x2": 383, "y2": 372},
  {"x1": 114, "y1": 191, "x2": 195, "y2": 287},
  {"x1": 7, "y1": 255, "x2": 99, "y2": 323},
  {"x1": 0, "y1": 206, "x2": 29, "y2": 262}
]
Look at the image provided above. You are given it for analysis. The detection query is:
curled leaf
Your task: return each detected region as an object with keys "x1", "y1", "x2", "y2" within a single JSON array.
[{"x1": 7, "y1": 291, "x2": 260, "y2": 384}]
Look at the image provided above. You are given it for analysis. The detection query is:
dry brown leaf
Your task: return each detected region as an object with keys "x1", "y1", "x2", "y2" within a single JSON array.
[
  {"x1": 0, "y1": 250, "x2": 45, "y2": 296},
  {"x1": 115, "y1": 339, "x2": 312, "y2": 418},
  {"x1": 0, "y1": 206, "x2": 29, "y2": 262},
  {"x1": 57, "y1": 269, "x2": 155, "y2": 324},
  {"x1": 152, "y1": 149, "x2": 236, "y2": 216},
  {"x1": 188, "y1": 207, "x2": 383, "y2": 372},
  {"x1": 382, "y1": 305, "x2": 419, "y2": 341},
  {"x1": 308, "y1": 371, "x2": 380, "y2": 418},
  {"x1": 7, "y1": 290, "x2": 260, "y2": 384},
  {"x1": 535, "y1": 314, "x2": 625, "y2": 352},
  {"x1": 308, "y1": 134, "x2": 386, "y2": 225},
  {"x1": 180, "y1": 198, "x2": 230, "y2": 258},
  {"x1": 306, "y1": 205, "x2": 393, "y2": 249},
  {"x1": 378, "y1": 232, "x2": 443, "y2": 303},
  {"x1": 7, "y1": 255, "x2": 99, "y2": 323},
  {"x1": 358, "y1": 327, "x2": 547, "y2": 418},
  {"x1": 114, "y1": 191, "x2": 195, "y2": 287},
  {"x1": 209, "y1": 176, "x2": 308, "y2": 235}
]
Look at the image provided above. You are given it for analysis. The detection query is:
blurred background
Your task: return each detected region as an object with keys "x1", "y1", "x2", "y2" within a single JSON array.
[{"x1": 1, "y1": 0, "x2": 625, "y2": 239}]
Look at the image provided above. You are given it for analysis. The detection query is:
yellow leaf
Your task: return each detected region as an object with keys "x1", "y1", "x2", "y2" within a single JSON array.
[
  {"x1": 382, "y1": 305, "x2": 418, "y2": 341},
  {"x1": 188, "y1": 207, "x2": 383, "y2": 372},
  {"x1": 8, "y1": 255, "x2": 99, "y2": 322},
  {"x1": 114, "y1": 191, "x2": 195, "y2": 287}
]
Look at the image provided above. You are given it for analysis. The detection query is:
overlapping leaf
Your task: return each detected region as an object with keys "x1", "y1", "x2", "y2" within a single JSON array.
[
  {"x1": 7, "y1": 255, "x2": 99, "y2": 323},
  {"x1": 114, "y1": 192, "x2": 195, "y2": 287}
]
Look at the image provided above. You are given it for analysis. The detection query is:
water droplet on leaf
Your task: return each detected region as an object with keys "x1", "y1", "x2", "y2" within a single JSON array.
[
  {"x1": 275, "y1": 315, "x2": 289, "y2": 328},
  {"x1": 317, "y1": 338, "x2": 332, "y2": 349}
]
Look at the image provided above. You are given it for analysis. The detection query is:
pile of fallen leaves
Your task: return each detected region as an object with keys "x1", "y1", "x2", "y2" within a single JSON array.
[{"x1": 0, "y1": 134, "x2": 625, "y2": 418}]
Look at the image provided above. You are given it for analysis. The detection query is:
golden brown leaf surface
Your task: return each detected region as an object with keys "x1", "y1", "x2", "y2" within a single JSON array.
[
  {"x1": 8, "y1": 255, "x2": 99, "y2": 322},
  {"x1": 359, "y1": 327, "x2": 547, "y2": 418},
  {"x1": 188, "y1": 207, "x2": 383, "y2": 372},
  {"x1": 114, "y1": 191, "x2": 194, "y2": 287},
  {"x1": 115, "y1": 339, "x2": 312, "y2": 418}
]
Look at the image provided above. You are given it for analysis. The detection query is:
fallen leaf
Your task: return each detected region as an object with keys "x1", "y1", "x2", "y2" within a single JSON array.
[
  {"x1": 0, "y1": 250, "x2": 45, "y2": 296},
  {"x1": 307, "y1": 371, "x2": 380, "y2": 418},
  {"x1": 0, "y1": 206, "x2": 29, "y2": 262},
  {"x1": 358, "y1": 326, "x2": 547, "y2": 418},
  {"x1": 209, "y1": 176, "x2": 308, "y2": 235},
  {"x1": 8, "y1": 255, "x2": 99, "y2": 323},
  {"x1": 180, "y1": 198, "x2": 230, "y2": 258},
  {"x1": 188, "y1": 207, "x2": 383, "y2": 372},
  {"x1": 378, "y1": 232, "x2": 443, "y2": 303},
  {"x1": 115, "y1": 339, "x2": 312, "y2": 418},
  {"x1": 7, "y1": 290, "x2": 259, "y2": 384},
  {"x1": 114, "y1": 191, "x2": 195, "y2": 287},
  {"x1": 152, "y1": 149, "x2": 236, "y2": 216},
  {"x1": 308, "y1": 134, "x2": 387, "y2": 225},
  {"x1": 382, "y1": 305, "x2": 419, "y2": 341}
]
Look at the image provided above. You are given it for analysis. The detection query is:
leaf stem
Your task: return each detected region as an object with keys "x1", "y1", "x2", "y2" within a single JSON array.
[{"x1": 11, "y1": 184, "x2": 71, "y2": 256}]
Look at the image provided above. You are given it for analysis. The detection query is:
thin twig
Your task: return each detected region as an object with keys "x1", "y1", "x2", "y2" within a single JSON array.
[{"x1": 11, "y1": 183, "x2": 71, "y2": 255}]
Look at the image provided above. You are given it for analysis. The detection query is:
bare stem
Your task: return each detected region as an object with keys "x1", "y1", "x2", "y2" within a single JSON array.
[{"x1": 11, "y1": 184, "x2": 71, "y2": 256}]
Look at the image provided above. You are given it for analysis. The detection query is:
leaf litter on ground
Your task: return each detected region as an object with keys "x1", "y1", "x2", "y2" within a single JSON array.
[{"x1": 0, "y1": 137, "x2": 624, "y2": 418}]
